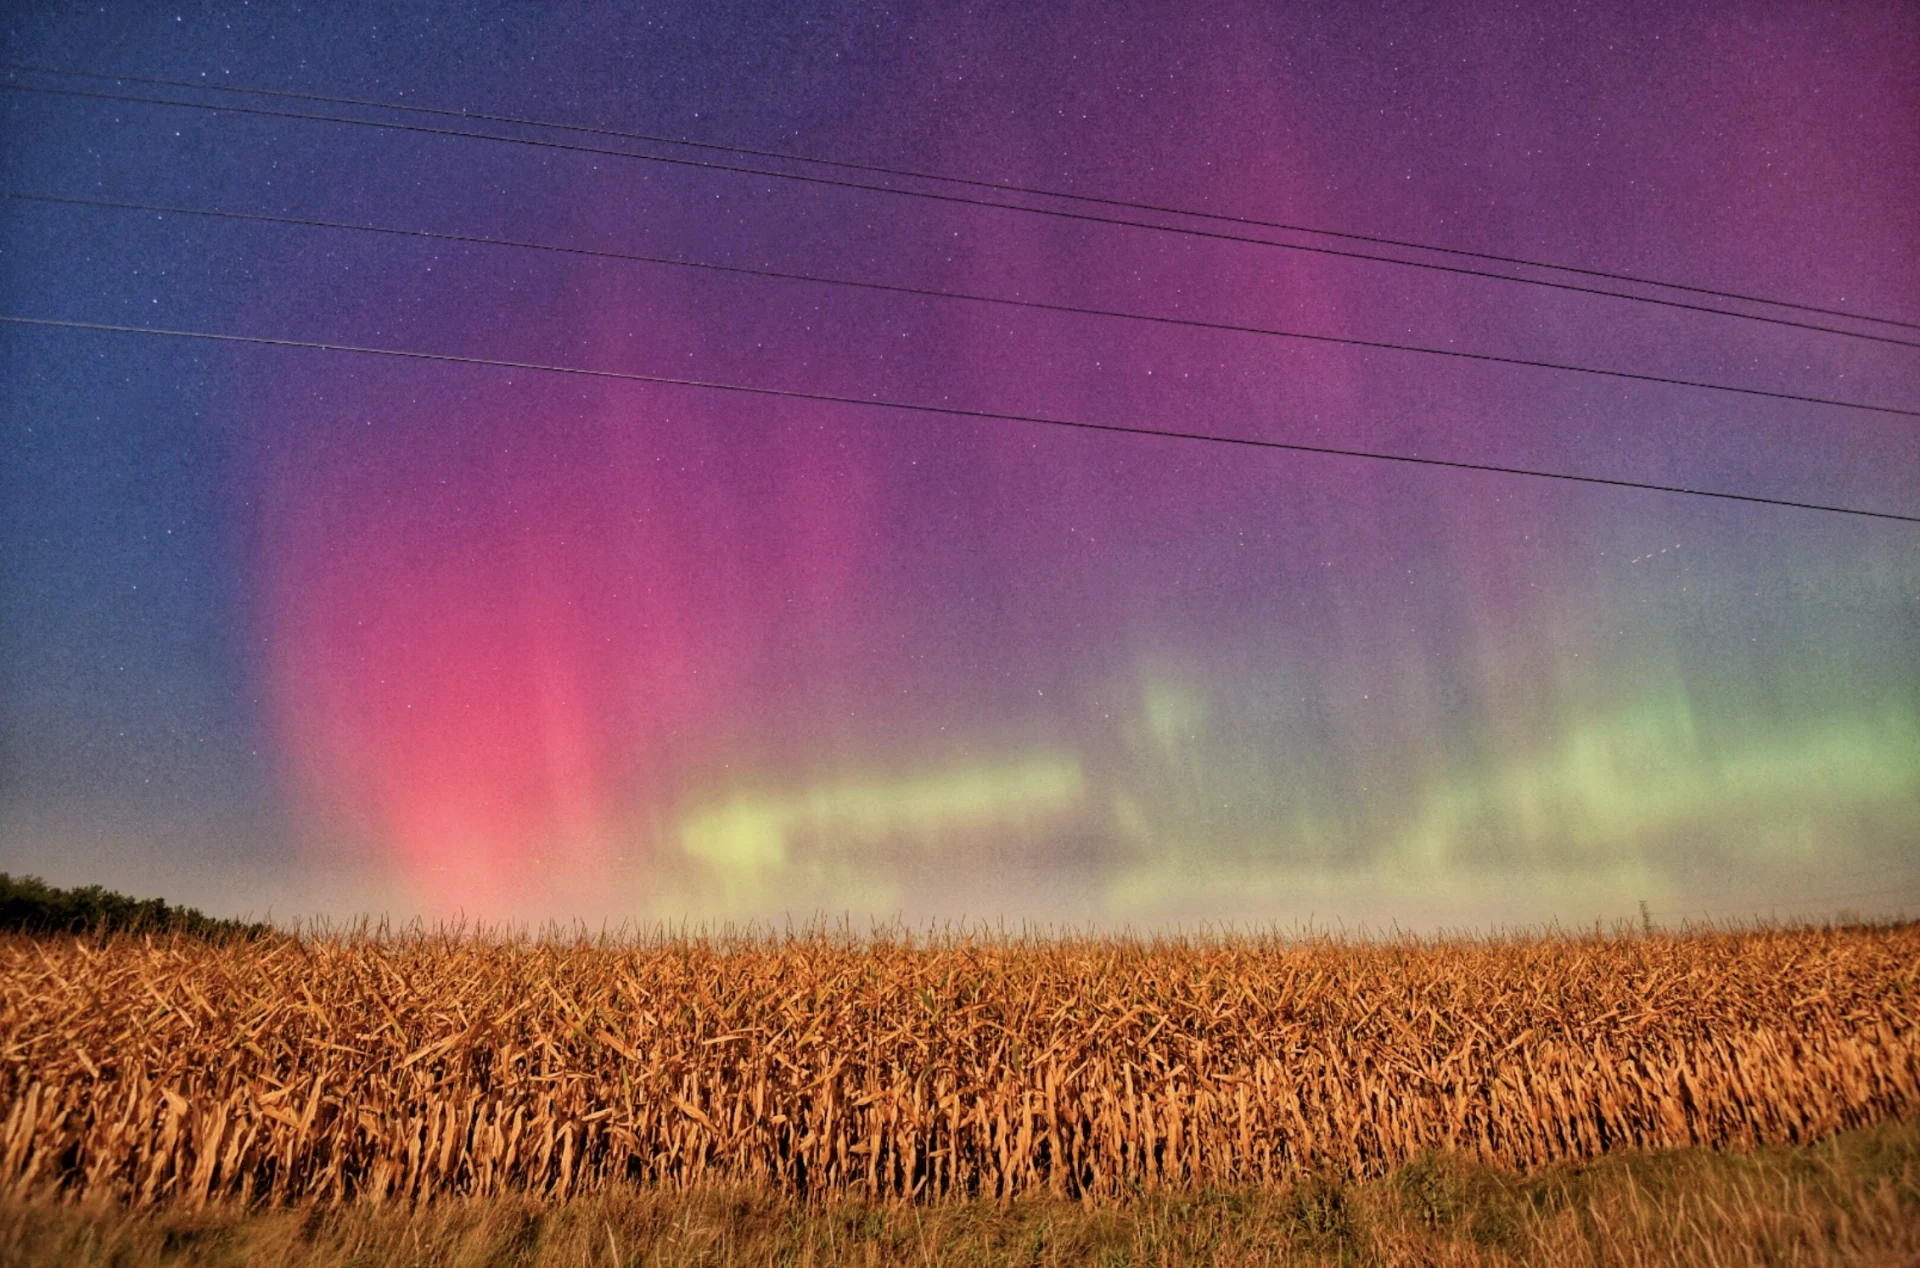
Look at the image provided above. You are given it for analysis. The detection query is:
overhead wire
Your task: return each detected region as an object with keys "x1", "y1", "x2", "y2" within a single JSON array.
[
  {"x1": 7, "y1": 78, "x2": 1920, "y2": 353},
  {"x1": 6, "y1": 60, "x2": 1916, "y2": 333},
  {"x1": 14, "y1": 190, "x2": 1915, "y2": 420},
  {"x1": 1650, "y1": 862, "x2": 1920, "y2": 906},
  {"x1": 1653, "y1": 882, "x2": 1920, "y2": 920},
  {"x1": 5, "y1": 69, "x2": 1915, "y2": 925},
  {"x1": 5, "y1": 314, "x2": 1917, "y2": 524}
]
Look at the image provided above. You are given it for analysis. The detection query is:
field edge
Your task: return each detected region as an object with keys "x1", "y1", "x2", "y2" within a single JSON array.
[{"x1": 4, "y1": 1115, "x2": 1917, "y2": 1267}]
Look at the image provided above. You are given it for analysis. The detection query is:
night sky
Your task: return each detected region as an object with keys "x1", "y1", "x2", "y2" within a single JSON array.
[{"x1": 2, "y1": 1, "x2": 1916, "y2": 930}]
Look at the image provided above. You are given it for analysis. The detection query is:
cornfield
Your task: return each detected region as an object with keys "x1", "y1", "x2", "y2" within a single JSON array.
[{"x1": 2, "y1": 923, "x2": 1915, "y2": 1209}]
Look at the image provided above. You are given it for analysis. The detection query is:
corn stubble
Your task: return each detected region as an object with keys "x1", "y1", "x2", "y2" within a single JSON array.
[{"x1": 1, "y1": 923, "x2": 1915, "y2": 1209}]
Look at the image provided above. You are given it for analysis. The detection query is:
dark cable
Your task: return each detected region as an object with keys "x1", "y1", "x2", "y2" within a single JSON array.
[
  {"x1": 1648, "y1": 863, "x2": 1914, "y2": 905},
  {"x1": 5, "y1": 314, "x2": 1915, "y2": 524},
  {"x1": 7, "y1": 60, "x2": 1915, "y2": 332},
  {"x1": 15, "y1": 191, "x2": 1913, "y2": 419},
  {"x1": 1655, "y1": 883, "x2": 1920, "y2": 919},
  {"x1": 7, "y1": 80, "x2": 1918, "y2": 353}
]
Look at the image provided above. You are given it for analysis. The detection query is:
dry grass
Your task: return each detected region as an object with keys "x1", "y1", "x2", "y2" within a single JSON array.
[
  {"x1": 4, "y1": 1116, "x2": 1917, "y2": 1265},
  {"x1": 1, "y1": 922, "x2": 1916, "y2": 1210}
]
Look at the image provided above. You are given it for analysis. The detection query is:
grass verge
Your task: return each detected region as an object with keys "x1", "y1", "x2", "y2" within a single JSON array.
[{"x1": 4, "y1": 1116, "x2": 1914, "y2": 1267}]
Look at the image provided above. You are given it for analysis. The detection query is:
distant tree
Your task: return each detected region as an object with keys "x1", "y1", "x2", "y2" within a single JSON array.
[{"x1": 0, "y1": 873, "x2": 269, "y2": 939}]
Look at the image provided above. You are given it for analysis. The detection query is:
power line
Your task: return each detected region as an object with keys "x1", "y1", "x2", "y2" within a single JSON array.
[
  {"x1": 1652, "y1": 863, "x2": 1918, "y2": 906},
  {"x1": 16, "y1": 190, "x2": 1916, "y2": 421},
  {"x1": 8, "y1": 79, "x2": 1919, "y2": 354},
  {"x1": 5, "y1": 313, "x2": 1917, "y2": 525},
  {"x1": 1654, "y1": 883, "x2": 1920, "y2": 920},
  {"x1": 8, "y1": 60, "x2": 1916, "y2": 333}
]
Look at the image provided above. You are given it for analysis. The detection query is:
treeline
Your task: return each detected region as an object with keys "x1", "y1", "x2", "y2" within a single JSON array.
[{"x1": 0, "y1": 873, "x2": 269, "y2": 939}]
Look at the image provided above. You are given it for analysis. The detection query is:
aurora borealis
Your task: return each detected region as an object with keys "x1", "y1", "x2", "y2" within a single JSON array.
[{"x1": 2, "y1": 1, "x2": 1916, "y2": 929}]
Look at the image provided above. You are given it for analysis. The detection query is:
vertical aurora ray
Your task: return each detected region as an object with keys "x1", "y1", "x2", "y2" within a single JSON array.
[
  {"x1": 254, "y1": 348, "x2": 891, "y2": 915},
  {"x1": 2, "y1": 0, "x2": 1915, "y2": 927}
]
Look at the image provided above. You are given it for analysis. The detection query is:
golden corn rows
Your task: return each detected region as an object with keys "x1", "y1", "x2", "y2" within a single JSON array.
[{"x1": 2, "y1": 924, "x2": 1916, "y2": 1208}]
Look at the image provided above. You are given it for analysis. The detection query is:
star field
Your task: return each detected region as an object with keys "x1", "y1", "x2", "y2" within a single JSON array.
[{"x1": 1, "y1": 0, "x2": 1915, "y2": 929}]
